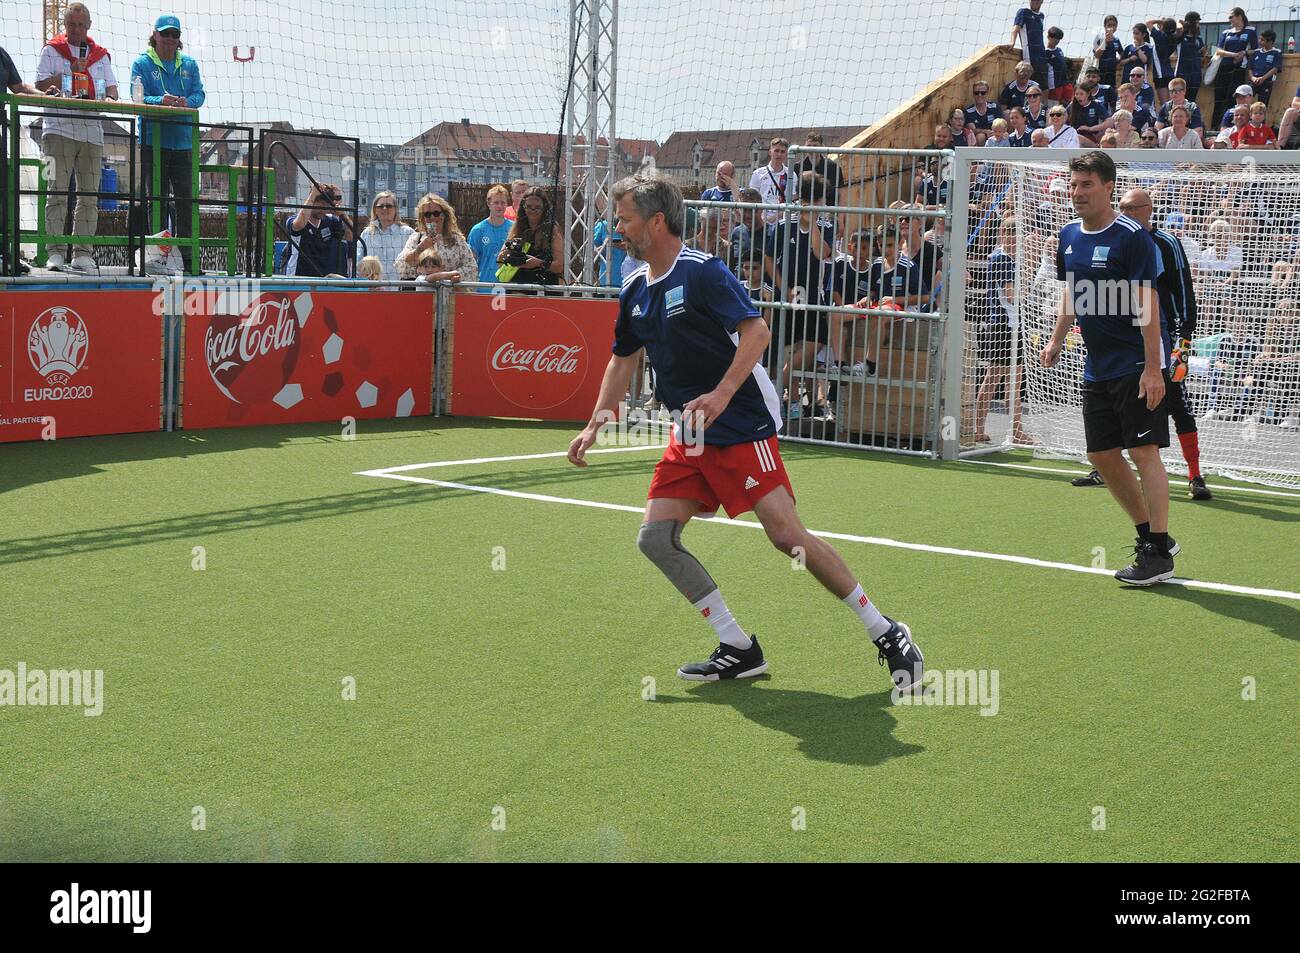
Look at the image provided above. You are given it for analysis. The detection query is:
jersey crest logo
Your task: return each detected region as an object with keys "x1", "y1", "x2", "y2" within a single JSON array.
[
  {"x1": 1092, "y1": 246, "x2": 1109, "y2": 265},
  {"x1": 665, "y1": 286, "x2": 684, "y2": 310}
]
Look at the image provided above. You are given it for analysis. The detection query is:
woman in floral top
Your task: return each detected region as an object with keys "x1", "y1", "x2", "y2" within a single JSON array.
[{"x1": 395, "y1": 192, "x2": 477, "y2": 280}]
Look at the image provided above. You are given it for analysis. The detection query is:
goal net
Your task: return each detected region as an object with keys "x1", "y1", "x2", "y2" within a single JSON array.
[{"x1": 956, "y1": 150, "x2": 1300, "y2": 490}]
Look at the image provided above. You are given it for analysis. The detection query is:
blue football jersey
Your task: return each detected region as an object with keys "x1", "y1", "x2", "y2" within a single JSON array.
[
  {"x1": 613, "y1": 245, "x2": 781, "y2": 445},
  {"x1": 1056, "y1": 215, "x2": 1165, "y2": 382}
]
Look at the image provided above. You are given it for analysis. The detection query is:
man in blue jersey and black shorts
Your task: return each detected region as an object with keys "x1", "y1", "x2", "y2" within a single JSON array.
[
  {"x1": 1041, "y1": 151, "x2": 1178, "y2": 585},
  {"x1": 567, "y1": 171, "x2": 924, "y2": 687}
]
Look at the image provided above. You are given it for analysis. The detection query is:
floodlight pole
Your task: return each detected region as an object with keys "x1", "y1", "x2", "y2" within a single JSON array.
[{"x1": 564, "y1": 0, "x2": 618, "y2": 286}]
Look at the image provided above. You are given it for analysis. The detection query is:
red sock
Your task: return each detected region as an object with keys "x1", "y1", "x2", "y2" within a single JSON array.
[{"x1": 1178, "y1": 431, "x2": 1201, "y2": 480}]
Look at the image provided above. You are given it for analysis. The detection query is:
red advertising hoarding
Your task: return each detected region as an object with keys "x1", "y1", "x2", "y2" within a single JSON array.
[
  {"x1": 451, "y1": 293, "x2": 617, "y2": 421},
  {"x1": 182, "y1": 290, "x2": 433, "y2": 429},
  {"x1": 0, "y1": 291, "x2": 161, "y2": 443}
]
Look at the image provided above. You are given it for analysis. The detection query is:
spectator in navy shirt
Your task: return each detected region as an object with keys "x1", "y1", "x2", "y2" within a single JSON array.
[
  {"x1": 1219, "y1": 84, "x2": 1257, "y2": 131},
  {"x1": 1118, "y1": 26, "x2": 1145, "y2": 86},
  {"x1": 701, "y1": 160, "x2": 741, "y2": 246},
  {"x1": 1094, "y1": 15, "x2": 1123, "y2": 88},
  {"x1": 1157, "y1": 77, "x2": 1204, "y2": 134},
  {"x1": 1007, "y1": 107, "x2": 1034, "y2": 146},
  {"x1": 700, "y1": 161, "x2": 738, "y2": 204},
  {"x1": 1083, "y1": 66, "x2": 1117, "y2": 110},
  {"x1": 1044, "y1": 27, "x2": 1070, "y2": 105},
  {"x1": 1249, "y1": 30, "x2": 1282, "y2": 106},
  {"x1": 1146, "y1": 17, "x2": 1179, "y2": 105},
  {"x1": 1011, "y1": 1, "x2": 1049, "y2": 94},
  {"x1": 1117, "y1": 82, "x2": 1158, "y2": 135},
  {"x1": 964, "y1": 80, "x2": 1002, "y2": 133},
  {"x1": 1022, "y1": 85, "x2": 1049, "y2": 127},
  {"x1": 286, "y1": 182, "x2": 354, "y2": 277},
  {"x1": 1127, "y1": 66, "x2": 1157, "y2": 112},
  {"x1": 1000, "y1": 62, "x2": 1036, "y2": 111},
  {"x1": 948, "y1": 107, "x2": 976, "y2": 146},
  {"x1": 1069, "y1": 86, "x2": 1110, "y2": 145},
  {"x1": 1174, "y1": 12, "x2": 1207, "y2": 104},
  {"x1": 1211, "y1": 7, "x2": 1258, "y2": 128}
]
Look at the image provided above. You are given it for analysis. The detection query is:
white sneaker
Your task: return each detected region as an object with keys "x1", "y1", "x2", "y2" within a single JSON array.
[
  {"x1": 68, "y1": 255, "x2": 97, "y2": 273},
  {"x1": 1201, "y1": 409, "x2": 1227, "y2": 421},
  {"x1": 1282, "y1": 416, "x2": 1300, "y2": 429},
  {"x1": 144, "y1": 259, "x2": 181, "y2": 277},
  {"x1": 850, "y1": 362, "x2": 866, "y2": 376},
  {"x1": 46, "y1": 252, "x2": 65, "y2": 270}
]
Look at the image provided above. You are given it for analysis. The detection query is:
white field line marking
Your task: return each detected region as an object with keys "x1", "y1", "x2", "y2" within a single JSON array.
[
  {"x1": 960, "y1": 458, "x2": 1300, "y2": 500},
  {"x1": 355, "y1": 443, "x2": 664, "y2": 478},
  {"x1": 361, "y1": 471, "x2": 1300, "y2": 603}
]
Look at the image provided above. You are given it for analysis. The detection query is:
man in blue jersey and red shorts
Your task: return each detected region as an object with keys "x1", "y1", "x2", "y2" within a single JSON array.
[
  {"x1": 1041, "y1": 151, "x2": 1179, "y2": 586},
  {"x1": 567, "y1": 171, "x2": 924, "y2": 687}
]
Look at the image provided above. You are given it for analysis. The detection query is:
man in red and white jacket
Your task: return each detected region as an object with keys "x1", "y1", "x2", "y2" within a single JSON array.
[{"x1": 34, "y1": 2, "x2": 119, "y2": 272}]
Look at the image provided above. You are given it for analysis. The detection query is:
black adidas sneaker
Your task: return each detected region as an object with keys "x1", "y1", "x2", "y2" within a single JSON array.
[
  {"x1": 677, "y1": 636, "x2": 768, "y2": 681},
  {"x1": 874, "y1": 618, "x2": 924, "y2": 691},
  {"x1": 1115, "y1": 539, "x2": 1174, "y2": 586}
]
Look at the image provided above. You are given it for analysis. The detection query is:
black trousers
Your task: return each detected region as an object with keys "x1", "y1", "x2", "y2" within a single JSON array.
[
  {"x1": 1212, "y1": 64, "x2": 1246, "y2": 128},
  {"x1": 132, "y1": 145, "x2": 195, "y2": 272}
]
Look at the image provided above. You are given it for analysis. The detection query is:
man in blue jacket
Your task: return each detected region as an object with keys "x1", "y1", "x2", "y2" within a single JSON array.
[{"x1": 130, "y1": 14, "x2": 204, "y2": 274}]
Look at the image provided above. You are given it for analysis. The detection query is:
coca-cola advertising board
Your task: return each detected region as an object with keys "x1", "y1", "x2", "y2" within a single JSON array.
[
  {"x1": 452, "y1": 293, "x2": 616, "y2": 421},
  {"x1": 0, "y1": 292, "x2": 161, "y2": 443},
  {"x1": 182, "y1": 290, "x2": 434, "y2": 429}
]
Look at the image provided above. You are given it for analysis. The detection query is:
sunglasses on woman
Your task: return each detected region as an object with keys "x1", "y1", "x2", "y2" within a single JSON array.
[
  {"x1": 375, "y1": 203, "x2": 395, "y2": 210},
  {"x1": 423, "y1": 210, "x2": 444, "y2": 219}
]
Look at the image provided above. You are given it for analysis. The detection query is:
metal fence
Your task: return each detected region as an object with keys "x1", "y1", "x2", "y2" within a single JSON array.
[{"x1": 681, "y1": 145, "x2": 953, "y2": 456}]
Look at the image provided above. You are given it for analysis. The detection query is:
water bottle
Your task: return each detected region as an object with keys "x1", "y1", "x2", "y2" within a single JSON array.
[
  {"x1": 132, "y1": 76, "x2": 144, "y2": 104},
  {"x1": 1289, "y1": 36, "x2": 1296, "y2": 53},
  {"x1": 94, "y1": 77, "x2": 105, "y2": 100},
  {"x1": 61, "y1": 73, "x2": 72, "y2": 97}
]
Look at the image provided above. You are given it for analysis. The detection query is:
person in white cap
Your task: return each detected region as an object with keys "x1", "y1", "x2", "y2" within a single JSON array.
[{"x1": 1220, "y1": 84, "x2": 1257, "y2": 131}]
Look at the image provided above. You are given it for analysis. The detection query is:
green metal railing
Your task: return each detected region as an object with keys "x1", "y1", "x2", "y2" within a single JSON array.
[{"x1": 3, "y1": 93, "x2": 276, "y2": 274}]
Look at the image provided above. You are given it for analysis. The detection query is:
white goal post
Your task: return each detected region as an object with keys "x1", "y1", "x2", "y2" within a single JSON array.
[{"x1": 945, "y1": 147, "x2": 1300, "y2": 490}]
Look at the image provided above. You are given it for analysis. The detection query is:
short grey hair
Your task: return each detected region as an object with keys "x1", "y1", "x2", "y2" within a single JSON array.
[
  {"x1": 1112, "y1": 108, "x2": 1133, "y2": 124},
  {"x1": 611, "y1": 172, "x2": 684, "y2": 237}
]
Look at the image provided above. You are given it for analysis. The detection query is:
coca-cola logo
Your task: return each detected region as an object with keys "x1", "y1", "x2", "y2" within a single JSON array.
[
  {"x1": 204, "y1": 292, "x2": 311, "y2": 404},
  {"x1": 486, "y1": 307, "x2": 590, "y2": 410},
  {"x1": 491, "y1": 342, "x2": 582, "y2": 375}
]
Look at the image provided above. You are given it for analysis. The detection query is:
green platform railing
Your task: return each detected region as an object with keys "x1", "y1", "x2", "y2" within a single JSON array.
[{"x1": 3, "y1": 93, "x2": 275, "y2": 275}]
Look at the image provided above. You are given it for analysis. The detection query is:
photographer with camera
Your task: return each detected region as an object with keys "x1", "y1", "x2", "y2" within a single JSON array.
[
  {"x1": 496, "y1": 187, "x2": 564, "y2": 288},
  {"x1": 284, "y1": 181, "x2": 354, "y2": 278},
  {"x1": 396, "y1": 192, "x2": 476, "y2": 282}
]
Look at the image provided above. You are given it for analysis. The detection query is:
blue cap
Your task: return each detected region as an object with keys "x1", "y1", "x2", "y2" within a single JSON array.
[{"x1": 154, "y1": 15, "x2": 182, "y2": 32}]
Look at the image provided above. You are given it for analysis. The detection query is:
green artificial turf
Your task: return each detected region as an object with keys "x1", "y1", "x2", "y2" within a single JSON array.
[{"x1": 1, "y1": 417, "x2": 1296, "y2": 861}]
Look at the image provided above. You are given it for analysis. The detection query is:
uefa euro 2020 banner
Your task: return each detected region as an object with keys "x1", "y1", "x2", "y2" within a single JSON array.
[
  {"x1": 451, "y1": 293, "x2": 617, "y2": 421},
  {"x1": 0, "y1": 292, "x2": 162, "y2": 443},
  {"x1": 182, "y1": 289, "x2": 434, "y2": 430}
]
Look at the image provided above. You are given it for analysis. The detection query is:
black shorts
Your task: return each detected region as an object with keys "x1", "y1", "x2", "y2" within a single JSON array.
[
  {"x1": 779, "y1": 309, "x2": 829, "y2": 346},
  {"x1": 1154, "y1": 74, "x2": 1171, "y2": 90},
  {"x1": 977, "y1": 322, "x2": 1019, "y2": 366},
  {"x1": 1082, "y1": 371, "x2": 1170, "y2": 453}
]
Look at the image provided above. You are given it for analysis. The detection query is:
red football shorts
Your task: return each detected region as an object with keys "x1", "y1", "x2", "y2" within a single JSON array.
[{"x1": 647, "y1": 432, "x2": 795, "y2": 518}]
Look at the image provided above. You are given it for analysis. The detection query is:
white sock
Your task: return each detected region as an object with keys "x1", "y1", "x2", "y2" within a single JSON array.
[
  {"x1": 692, "y1": 589, "x2": 752, "y2": 649},
  {"x1": 844, "y1": 584, "x2": 893, "y2": 639}
]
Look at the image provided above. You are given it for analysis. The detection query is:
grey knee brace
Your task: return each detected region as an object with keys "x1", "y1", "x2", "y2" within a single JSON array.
[{"x1": 636, "y1": 519, "x2": 717, "y2": 603}]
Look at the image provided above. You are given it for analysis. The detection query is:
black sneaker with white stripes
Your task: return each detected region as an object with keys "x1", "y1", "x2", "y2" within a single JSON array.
[
  {"x1": 874, "y1": 618, "x2": 924, "y2": 691},
  {"x1": 677, "y1": 636, "x2": 768, "y2": 681}
]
